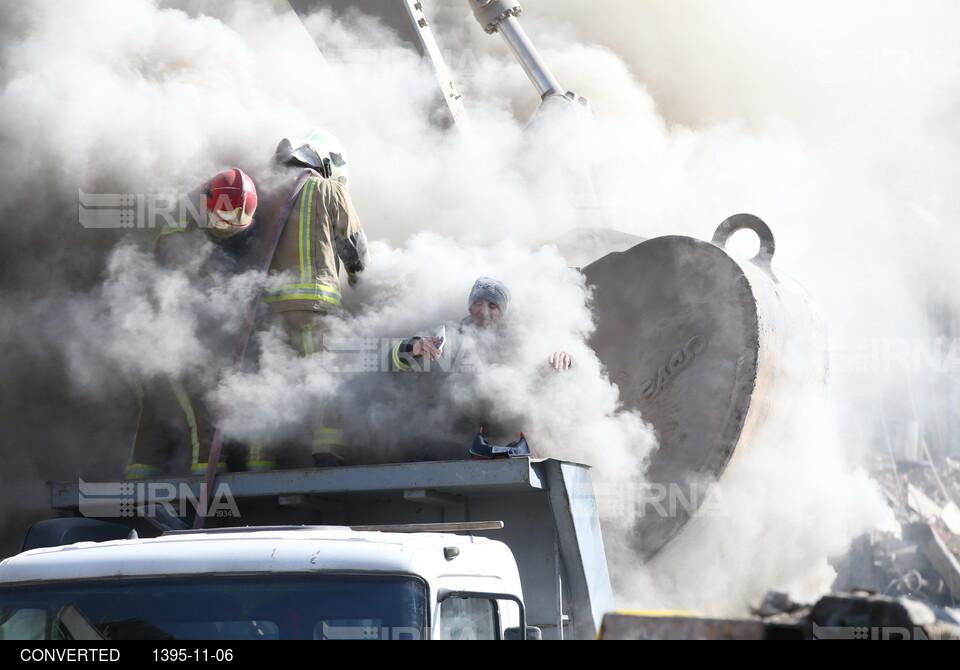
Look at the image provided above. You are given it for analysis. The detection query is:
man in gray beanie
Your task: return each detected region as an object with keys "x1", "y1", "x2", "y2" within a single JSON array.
[
  {"x1": 384, "y1": 276, "x2": 571, "y2": 461},
  {"x1": 460, "y1": 277, "x2": 569, "y2": 369},
  {"x1": 466, "y1": 276, "x2": 510, "y2": 327},
  {"x1": 390, "y1": 276, "x2": 570, "y2": 373}
]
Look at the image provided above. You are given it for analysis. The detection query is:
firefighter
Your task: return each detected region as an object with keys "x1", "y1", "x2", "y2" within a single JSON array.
[
  {"x1": 125, "y1": 168, "x2": 259, "y2": 479},
  {"x1": 245, "y1": 128, "x2": 370, "y2": 471}
]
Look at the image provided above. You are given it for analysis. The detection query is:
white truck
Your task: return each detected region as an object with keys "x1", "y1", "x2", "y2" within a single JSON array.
[
  {"x1": 0, "y1": 526, "x2": 528, "y2": 641},
  {"x1": 0, "y1": 457, "x2": 610, "y2": 641}
]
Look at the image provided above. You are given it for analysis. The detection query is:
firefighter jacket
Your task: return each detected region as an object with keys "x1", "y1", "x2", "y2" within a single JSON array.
[
  {"x1": 152, "y1": 214, "x2": 259, "y2": 281},
  {"x1": 127, "y1": 204, "x2": 258, "y2": 479},
  {"x1": 262, "y1": 171, "x2": 369, "y2": 314}
]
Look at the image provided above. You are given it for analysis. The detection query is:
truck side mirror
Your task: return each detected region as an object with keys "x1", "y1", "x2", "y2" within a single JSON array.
[{"x1": 505, "y1": 625, "x2": 542, "y2": 640}]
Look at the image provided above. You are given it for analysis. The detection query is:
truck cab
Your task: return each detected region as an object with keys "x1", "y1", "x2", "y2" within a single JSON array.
[
  {"x1": 0, "y1": 525, "x2": 532, "y2": 641},
  {"x1": 1, "y1": 457, "x2": 610, "y2": 640}
]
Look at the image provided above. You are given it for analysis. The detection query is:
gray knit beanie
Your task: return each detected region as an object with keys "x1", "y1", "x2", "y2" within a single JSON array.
[{"x1": 468, "y1": 277, "x2": 510, "y2": 314}]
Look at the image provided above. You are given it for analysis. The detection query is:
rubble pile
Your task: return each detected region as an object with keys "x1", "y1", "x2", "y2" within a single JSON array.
[{"x1": 829, "y1": 450, "x2": 960, "y2": 609}]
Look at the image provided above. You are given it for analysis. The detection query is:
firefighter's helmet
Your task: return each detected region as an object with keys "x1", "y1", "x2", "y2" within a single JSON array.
[
  {"x1": 203, "y1": 168, "x2": 257, "y2": 238},
  {"x1": 273, "y1": 128, "x2": 349, "y2": 185}
]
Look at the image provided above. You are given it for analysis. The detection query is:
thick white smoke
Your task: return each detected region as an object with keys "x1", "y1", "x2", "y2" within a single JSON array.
[
  {"x1": 0, "y1": 0, "x2": 652, "y2": 554},
  {"x1": 3, "y1": 0, "x2": 956, "y2": 620},
  {"x1": 433, "y1": 0, "x2": 949, "y2": 617}
]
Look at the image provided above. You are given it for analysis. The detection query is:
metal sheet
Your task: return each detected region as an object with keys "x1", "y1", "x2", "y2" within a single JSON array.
[{"x1": 50, "y1": 457, "x2": 548, "y2": 510}]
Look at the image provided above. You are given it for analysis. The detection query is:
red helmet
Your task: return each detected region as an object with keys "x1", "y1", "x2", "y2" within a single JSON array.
[{"x1": 203, "y1": 168, "x2": 257, "y2": 238}]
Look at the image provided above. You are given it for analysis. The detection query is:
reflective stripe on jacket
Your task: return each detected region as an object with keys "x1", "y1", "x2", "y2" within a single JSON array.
[{"x1": 264, "y1": 175, "x2": 368, "y2": 313}]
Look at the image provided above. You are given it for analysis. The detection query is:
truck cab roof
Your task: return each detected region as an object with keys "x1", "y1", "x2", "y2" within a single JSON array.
[{"x1": 0, "y1": 525, "x2": 520, "y2": 589}]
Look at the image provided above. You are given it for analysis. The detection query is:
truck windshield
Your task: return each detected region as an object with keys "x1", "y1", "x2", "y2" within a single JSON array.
[{"x1": 0, "y1": 574, "x2": 427, "y2": 640}]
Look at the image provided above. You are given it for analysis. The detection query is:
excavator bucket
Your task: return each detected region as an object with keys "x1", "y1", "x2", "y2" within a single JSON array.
[{"x1": 581, "y1": 214, "x2": 829, "y2": 560}]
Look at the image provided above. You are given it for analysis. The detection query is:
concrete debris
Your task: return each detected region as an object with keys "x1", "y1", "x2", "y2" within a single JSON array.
[
  {"x1": 753, "y1": 590, "x2": 805, "y2": 619},
  {"x1": 942, "y1": 501, "x2": 960, "y2": 537},
  {"x1": 599, "y1": 447, "x2": 960, "y2": 639},
  {"x1": 827, "y1": 450, "x2": 960, "y2": 609},
  {"x1": 919, "y1": 521, "x2": 960, "y2": 602},
  {"x1": 599, "y1": 590, "x2": 960, "y2": 640},
  {"x1": 907, "y1": 483, "x2": 944, "y2": 521}
]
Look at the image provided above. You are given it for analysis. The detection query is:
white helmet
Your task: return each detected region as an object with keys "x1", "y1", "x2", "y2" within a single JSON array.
[{"x1": 274, "y1": 128, "x2": 349, "y2": 185}]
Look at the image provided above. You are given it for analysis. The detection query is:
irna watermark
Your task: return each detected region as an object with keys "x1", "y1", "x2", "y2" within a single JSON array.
[
  {"x1": 812, "y1": 622, "x2": 960, "y2": 640},
  {"x1": 77, "y1": 478, "x2": 239, "y2": 519},
  {"x1": 574, "y1": 481, "x2": 729, "y2": 520}
]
